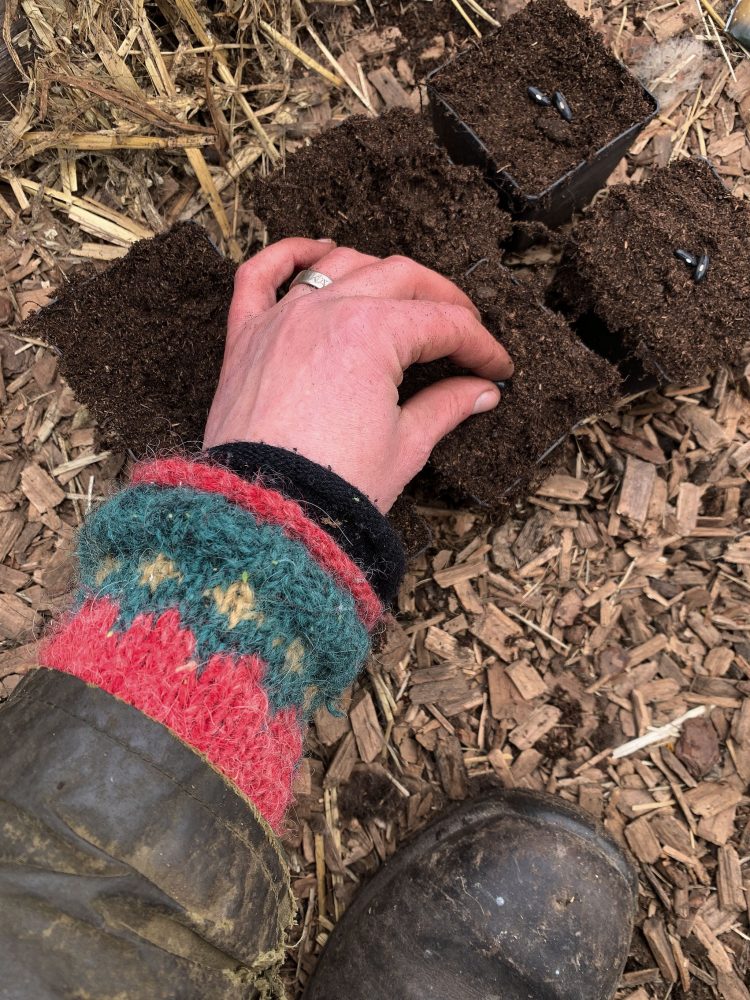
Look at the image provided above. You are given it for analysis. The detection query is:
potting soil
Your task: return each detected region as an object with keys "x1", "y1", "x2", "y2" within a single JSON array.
[
  {"x1": 552, "y1": 158, "x2": 750, "y2": 382},
  {"x1": 24, "y1": 223, "x2": 234, "y2": 454},
  {"x1": 430, "y1": 0, "x2": 652, "y2": 192},
  {"x1": 252, "y1": 108, "x2": 512, "y2": 280}
]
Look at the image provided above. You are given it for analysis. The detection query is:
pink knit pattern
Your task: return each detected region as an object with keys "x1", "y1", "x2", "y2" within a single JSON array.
[
  {"x1": 41, "y1": 597, "x2": 303, "y2": 831},
  {"x1": 132, "y1": 457, "x2": 382, "y2": 630}
]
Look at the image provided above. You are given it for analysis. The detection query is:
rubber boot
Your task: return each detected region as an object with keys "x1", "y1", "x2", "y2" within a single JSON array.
[{"x1": 304, "y1": 789, "x2": 637, "y2": 1000}]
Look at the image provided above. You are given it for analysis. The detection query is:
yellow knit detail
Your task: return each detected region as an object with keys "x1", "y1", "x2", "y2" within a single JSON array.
[
  {"x1": 139, "y1": 553, "x2": 183, "y2": 591},
  {"x1": 284, "y1": 637, "x2": 305, "y2": 673},
  {"x1": 95, "y1": 556, "x2": 121, "y2": 586},
  {"x1": 208, "y1": 580, "x2": 265, "y2": 630}
]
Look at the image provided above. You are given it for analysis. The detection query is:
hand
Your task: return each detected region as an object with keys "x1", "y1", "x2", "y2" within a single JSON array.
[{"x1": 204, "y1": 238, "x2": 513, "y2": 512}]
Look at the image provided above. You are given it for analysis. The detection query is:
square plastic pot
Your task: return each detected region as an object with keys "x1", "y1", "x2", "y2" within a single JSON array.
[{"x1": 427, "y1": 57, "x2": 658, "y2": 230}]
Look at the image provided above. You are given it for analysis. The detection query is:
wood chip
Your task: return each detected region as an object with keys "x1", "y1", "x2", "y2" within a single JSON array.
[
  {"x1": 617, "y1": 456, "x2": 656, "y2": 525},
  {"x1": 508, "y1": 705, "x2": 561, "y2": 750},
  {"x1": 0, "y1": 594, "x2": 37, "y2": 640},
  {"x1": 20, "y1": 463, "x2": 65, "y2": 512},
  {"x1": 506, "y1": 659, "x2": 548, "y2": 700},
  {"x1": 350, "y1": 692, "x2": 384, "y2": 763},
  {"x1": 536, "y1": 473, "x2": 588, "y2": 502}
]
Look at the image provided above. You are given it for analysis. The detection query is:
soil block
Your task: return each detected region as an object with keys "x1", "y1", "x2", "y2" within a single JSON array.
[
  {"x1": 551, "y1": 158, "x2": 750, "y2": 383},
  {"x1": 427, "y1": 0, "x2": 656, "y2": 227},
  {"x1": 401, "y1": 259, "x2": 621, "y2": 509},
  {"x1": 251, "y1": 108, "x2": 513, "y2": 280},
  {"x1": 254, "y1": 109, "x2": 618, "y2": 509},
  {"x1": 23, "y1": 223, "x2": 234, "y2": 455}
]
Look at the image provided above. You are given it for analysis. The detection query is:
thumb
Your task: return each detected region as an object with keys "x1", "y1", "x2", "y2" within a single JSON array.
[
  {"x1": 399, "y1": 376, "x2": 501, "y2": 478},
  {"x1": 228, "y1": 237, "x2": 335, "y2": 332}
]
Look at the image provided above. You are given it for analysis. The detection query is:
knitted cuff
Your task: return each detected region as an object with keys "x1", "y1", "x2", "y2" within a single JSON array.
[
  {"x1": 42, "y1": 457, "x2": 382, "y2": 830},
  {"x1": 207, "y1": 442, "x2": 406, "y2": 608}
]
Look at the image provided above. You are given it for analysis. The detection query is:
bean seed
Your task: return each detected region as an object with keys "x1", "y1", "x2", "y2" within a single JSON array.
[
  {"x1": 674, "y1": 248, "x2": 698, "y2": 268},
  {"x1": 527, "y1": 86, "x2": 551, "y2": 107},
  {"x1": 693, "y1": 253, "x2": 710, "y2": 283},
  {"x1": 552, "y1": 90, "x2": 573, "y2": 122}
]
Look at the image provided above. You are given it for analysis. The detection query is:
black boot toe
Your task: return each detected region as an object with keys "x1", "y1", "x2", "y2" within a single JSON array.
[{"x1": 304, "y1": 790, "x2": 637, "y2": 1000}]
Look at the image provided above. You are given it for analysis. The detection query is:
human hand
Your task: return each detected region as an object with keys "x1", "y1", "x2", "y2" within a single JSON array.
[{"x1": 204, "y1": 238, "x2": 513, "y2": 512}]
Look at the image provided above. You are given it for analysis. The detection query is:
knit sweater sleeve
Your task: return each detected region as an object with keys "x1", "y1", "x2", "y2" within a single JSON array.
[{"x1": 39, "y1": 449, "x2": 405, "y2": 831}]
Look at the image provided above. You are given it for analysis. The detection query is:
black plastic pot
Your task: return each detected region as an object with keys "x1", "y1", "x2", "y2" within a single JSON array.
[{"x1": 427, "y1": 57, "x2": 658, "y2": 230}]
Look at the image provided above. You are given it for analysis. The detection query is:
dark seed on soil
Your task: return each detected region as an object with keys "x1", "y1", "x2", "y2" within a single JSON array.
[
  {"x1": 552, "y1": 90, "x2": 573, "y2": 122},
  {"x1": 551, "y1": 159, "x2": 747, "y2": 382},
  {"x1": 693, "y1": 253, "x2": 710, "y2": 282},
  {"x1": 527, "y1": 85, "x2": 551, "y2": 107},
  {"x1": 674, "y1": 248, "x2": 698, "y2": 268}
]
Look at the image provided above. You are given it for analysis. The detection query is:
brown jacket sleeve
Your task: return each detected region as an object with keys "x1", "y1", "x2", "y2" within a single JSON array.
[{"x1": 0, "y1": 669, "x2": 292, "y2": 1000}]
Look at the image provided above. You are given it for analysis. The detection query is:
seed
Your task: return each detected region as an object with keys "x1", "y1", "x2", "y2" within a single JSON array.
[
  {"x1": 552, "y1": 90, "x2": 573, "y2": 122},
  {"x1": 674, "y1": 248, "x2": 698, "y2": 268},
  {"x1": 527, "y1": 86, "x2": 551, "y2": 107},
  {"x1": 693, "y1": 253, "x2": 710, "y2": 283}
]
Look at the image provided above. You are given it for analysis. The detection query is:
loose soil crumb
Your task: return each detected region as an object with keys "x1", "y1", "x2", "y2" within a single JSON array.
[
  {"x1": 23, "y1": 223, "x2": 234, "y2": 455},
  {"x1": 338, "y1": 765, "x2": 402, "y2": 823},
  {"x1": 402, "y1": 259, "x2": 621, "y2": 508},
  {"x1": 552, "y1": 158, "x2": 750, "y2": 382},
  {"x1": 536, "y1": 687, "x2": 583, "y2": 761},
  {"x1": 252, "y1": 108, "x2": 512, "y2": 280},
  {"x1": 430, "y1": 0, "x2": 652, "y2": 192}
]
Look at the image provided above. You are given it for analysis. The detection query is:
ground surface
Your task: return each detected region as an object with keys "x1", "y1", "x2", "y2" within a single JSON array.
[{"x1": 1, "y1": 0, "x2": 750, "y2": 997}]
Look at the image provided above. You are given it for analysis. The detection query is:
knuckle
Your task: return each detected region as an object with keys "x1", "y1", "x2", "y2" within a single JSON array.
[
  {"x1": 280, "y1": 295, "x2": 314, "y2": 325},
  {"x1": 331, "y1": 296, "x2": 369, "y2": 329},
  {"x1": 383, "y1": 254, "x2": 414, "y2": 272},
  {"x1": 327, "y1": 247, "x2": 363, "y2": 272},
  {"x1": 446, "y1": 391, "x2": 468, "y2": 426},
  {"x1": 409, "y1": 431, "x2": 434, "y2": 469},
  {"x1": 234, "y1": 257, "x2": 256, "y2": 285}
]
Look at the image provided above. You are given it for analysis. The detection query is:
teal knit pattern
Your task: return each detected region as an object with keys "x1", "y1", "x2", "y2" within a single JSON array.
[{"x1": 77, "y1": 485, "x2": 369, "y2": 713}]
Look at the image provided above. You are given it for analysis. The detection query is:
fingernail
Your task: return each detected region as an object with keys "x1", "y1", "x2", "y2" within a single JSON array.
[
  {"x1": 316, "y1": 237, "x2": 335, "y2": 243},
  {"x1": 473, "y1": 388, "x2": 501, "y2": 414}
]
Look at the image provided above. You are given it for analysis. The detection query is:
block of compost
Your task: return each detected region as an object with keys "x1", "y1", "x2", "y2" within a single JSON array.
[
  {"x1": 401, "y1": 260, "x2": 621, "y2": 509},
  {"x1": 252, "y1": 108, "x2": 513, "y2": 281},
  {"x1": 552, "y1": 158, "x2": 750, "y2": 383},
  {"x1": 427, "y1": 0, "x2": 657, "y2": 228},
  {"x1": 22, "y1": 223, "x2": 234, "y2": 454}
]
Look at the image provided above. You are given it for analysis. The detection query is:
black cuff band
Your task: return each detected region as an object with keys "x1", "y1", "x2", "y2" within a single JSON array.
[{"x1": 206, "y1": 442, "x2": 406, "y2": 608}]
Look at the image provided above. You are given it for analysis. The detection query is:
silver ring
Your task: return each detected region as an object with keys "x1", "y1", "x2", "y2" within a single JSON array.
[{"x1": 290, "y1": 268, "x2": 333, "y2": 291}]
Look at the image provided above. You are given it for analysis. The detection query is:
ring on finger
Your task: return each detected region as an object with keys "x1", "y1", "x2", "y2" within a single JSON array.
[{"x1": 290, "y1": 268, "x2": 333, "y2": 291}]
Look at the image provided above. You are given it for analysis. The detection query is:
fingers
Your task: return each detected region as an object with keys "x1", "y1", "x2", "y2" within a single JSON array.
[
  {"x1": 228, "y1": 238, "x2": 335, "y2": 329},
  {"x1": 399, "y1": 376, "x2": 502, "y2": 478},
  {"x1": 282, "y1": 247, "x2": 382, "y2": 302},
  {"x1": 326, "y1": 255, "x2": 481, "y2": 317},
  {"x1": 360, "y1": 299, "x2": 513, "y2": 381}
]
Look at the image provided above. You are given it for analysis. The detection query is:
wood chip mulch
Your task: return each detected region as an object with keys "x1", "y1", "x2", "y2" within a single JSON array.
[
  {"x1": 2, "y1": 1, "x2": 750, "y2": 998},
  {"x1": 284, "y1": 371, "x2": 750, "y2": 999}
]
